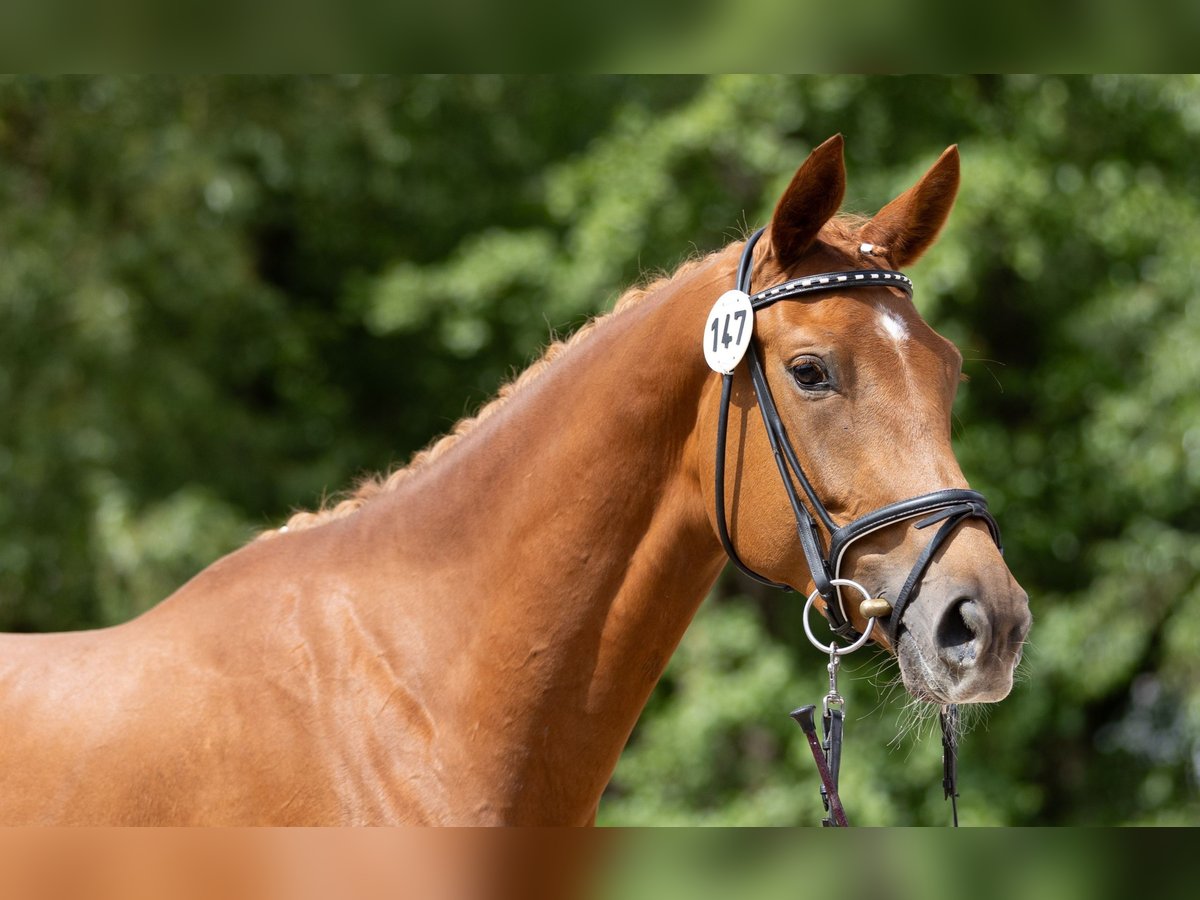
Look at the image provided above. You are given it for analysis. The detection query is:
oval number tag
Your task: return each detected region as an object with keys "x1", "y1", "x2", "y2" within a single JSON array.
[{"x1": 703, "y1": 290, "x2": 754, "y2": 374}]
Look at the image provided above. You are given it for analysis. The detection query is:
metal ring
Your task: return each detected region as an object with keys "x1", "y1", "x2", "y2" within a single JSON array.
[{"x1": 803, "y1": 579, "x2": 877, "y2": 655}]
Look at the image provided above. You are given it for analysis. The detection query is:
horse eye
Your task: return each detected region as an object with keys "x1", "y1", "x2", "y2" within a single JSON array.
[{"x1": 791, "y1": 359, "x2": 830, "y2": 389}]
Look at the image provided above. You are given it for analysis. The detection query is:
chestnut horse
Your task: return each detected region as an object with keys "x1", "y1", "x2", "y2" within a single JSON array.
[{"x1": 0, "y1": 136, "x2": 1029, "y2": 824}]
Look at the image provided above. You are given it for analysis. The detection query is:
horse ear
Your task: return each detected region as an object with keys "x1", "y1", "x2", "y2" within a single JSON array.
[
  {"x1": 768, "y1": 134, "x2": 847, "y2": 270},
  {"x1": 860, "y1": 145, "x2": 961, "y2": 267}
]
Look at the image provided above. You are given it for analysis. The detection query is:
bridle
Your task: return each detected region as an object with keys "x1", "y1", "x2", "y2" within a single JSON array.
[
  {"x1": 713, "y1": 227, "x2": 1003, "y2": 643},
  {"x1": 710, "y1": 227, "x2": 1004, "y2": 826}
]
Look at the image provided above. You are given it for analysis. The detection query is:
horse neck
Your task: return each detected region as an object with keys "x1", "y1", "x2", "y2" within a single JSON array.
[{"x1": 367, "y1": 251, "x2": 735, "y2": 823}]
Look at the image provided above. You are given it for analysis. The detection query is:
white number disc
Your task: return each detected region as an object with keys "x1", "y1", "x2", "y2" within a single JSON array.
[{"x1": 703, "y1": 290, "x2": 755, "y2": 374}]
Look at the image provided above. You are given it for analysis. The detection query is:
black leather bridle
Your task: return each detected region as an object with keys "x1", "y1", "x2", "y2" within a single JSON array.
[{"x1": 713, "y1": 228, "x2": 1003, "y2": 643}]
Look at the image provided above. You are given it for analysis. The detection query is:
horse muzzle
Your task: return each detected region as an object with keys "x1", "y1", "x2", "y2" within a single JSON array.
[{"x1": 893, "y1": 577, "x2": 1031, "y2": 704}]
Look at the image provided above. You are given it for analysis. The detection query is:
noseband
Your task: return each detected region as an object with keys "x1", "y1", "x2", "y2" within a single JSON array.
[{"x1": 712, "y1": 228, "x2": 1003, "y2": 643}]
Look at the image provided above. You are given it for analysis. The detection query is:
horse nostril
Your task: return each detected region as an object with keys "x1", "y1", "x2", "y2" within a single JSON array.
[
  {"x1": 1007, "y1": 606, "x2": 1032, "y2": 657},
  {"x1": 1009, "y1": 623, "x2": 1027, "y2": 648},
  {"x1": 936, "y1": 598, "x2": 984, "y2": 667}
]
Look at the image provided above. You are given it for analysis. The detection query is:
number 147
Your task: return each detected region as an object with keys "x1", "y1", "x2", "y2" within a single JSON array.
[{"x1": 710, "y1": 310, "x2": 747, "y2": 352}]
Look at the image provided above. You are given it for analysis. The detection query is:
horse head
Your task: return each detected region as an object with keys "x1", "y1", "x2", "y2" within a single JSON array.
[{"x1": 702, "y1": 135, "x2": 1031, "y2": 705}]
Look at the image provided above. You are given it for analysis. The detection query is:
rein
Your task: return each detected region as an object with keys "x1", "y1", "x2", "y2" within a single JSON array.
[{"x1": 709, "y1": 228, "x2": 1001, "y2": 825}]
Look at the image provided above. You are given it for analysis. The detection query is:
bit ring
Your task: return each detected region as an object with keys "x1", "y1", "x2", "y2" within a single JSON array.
[{"x1": 803, "y1": 579, "x2": 877, "y2": 655}]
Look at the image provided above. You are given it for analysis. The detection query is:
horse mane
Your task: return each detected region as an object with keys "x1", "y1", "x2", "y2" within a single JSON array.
[
  {"x1": 263, "y1": 250, "x2": 725, "y2": 538},
  {"x1": 263, "y1": 216, "x2": 869, "y2": 539}
]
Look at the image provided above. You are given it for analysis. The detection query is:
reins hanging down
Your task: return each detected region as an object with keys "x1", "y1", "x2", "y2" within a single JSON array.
[{"x1": 706, "y1": 227, "x2": 1005, "y2": 825}]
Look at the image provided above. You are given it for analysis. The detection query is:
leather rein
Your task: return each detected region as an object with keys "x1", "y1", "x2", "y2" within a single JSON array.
[{"x1": 711, "y1": 228, "x2": 1003, "y2": 825}]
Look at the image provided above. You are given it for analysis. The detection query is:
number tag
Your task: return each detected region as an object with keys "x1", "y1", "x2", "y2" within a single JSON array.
[{"x1": 703, "y1": 290, "x2": 754, "y2": 374}]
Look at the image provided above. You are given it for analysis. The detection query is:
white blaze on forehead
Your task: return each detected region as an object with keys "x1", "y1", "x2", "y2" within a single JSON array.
[{"x1": 877, "y1": 309, "x2": 909, "y2": 345}]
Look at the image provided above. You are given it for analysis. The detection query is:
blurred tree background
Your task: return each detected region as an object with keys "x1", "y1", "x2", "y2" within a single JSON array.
[{"x1": 0, "y1": 75, "x2": 1196, "y2": 825}]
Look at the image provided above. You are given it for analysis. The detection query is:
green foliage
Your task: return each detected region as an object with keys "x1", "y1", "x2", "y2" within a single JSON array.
[
  {"x1": 1, "y1": 75, "x2": 1196, "y2": 824},
  {"x1": 595, "y1": 830, "x2": 1163, "y2": 900}
]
